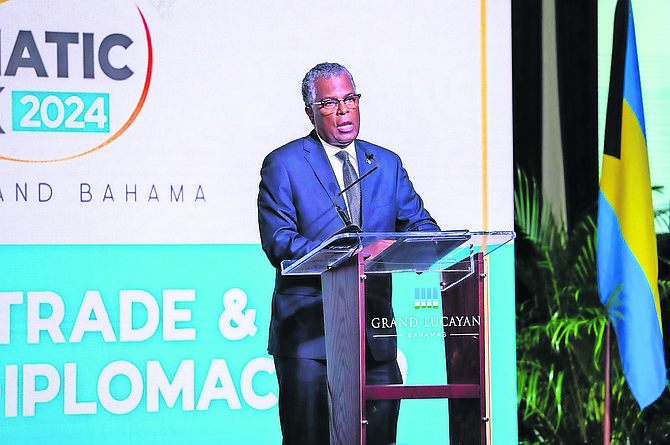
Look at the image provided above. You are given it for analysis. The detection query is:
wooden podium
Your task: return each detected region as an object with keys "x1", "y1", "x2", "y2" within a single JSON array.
[{"x1": 281, "y1": 230, "x2": 514, "y2": 445}]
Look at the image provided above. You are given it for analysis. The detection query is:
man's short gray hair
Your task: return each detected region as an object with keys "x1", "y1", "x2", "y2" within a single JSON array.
[{"x1": 301, "y1": 62, "x2": 356, "y2": 106}]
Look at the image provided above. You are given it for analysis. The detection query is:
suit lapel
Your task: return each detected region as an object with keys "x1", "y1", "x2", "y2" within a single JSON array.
[
  {"x1": 303, "y1": 132, "x2": 381, "y2": 229},
  {"x1": 302, "y1": 132, "x2": 347, "y2": 214},
  {"x1": 356, "y1": 141, "x2": 377, "y2": 230}
]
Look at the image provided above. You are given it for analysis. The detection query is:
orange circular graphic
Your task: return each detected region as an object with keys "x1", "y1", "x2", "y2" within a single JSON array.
[{"x1": 0, "y1": 1, "x2": 153, "y2": 162}]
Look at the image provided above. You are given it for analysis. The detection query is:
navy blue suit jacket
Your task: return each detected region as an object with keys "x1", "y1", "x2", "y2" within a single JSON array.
[{"x1": 258, "y1": 131, "x2": 439, "y2": 360}]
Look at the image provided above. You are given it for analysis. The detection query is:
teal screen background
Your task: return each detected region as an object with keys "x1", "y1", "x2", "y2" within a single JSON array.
[{"x1": 0, "y1": 244, "x2": 515, "y2": 444}]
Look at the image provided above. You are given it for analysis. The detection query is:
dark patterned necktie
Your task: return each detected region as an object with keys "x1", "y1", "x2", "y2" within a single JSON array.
[{"x1": 335, "y1": 150, "x2": 361, "y2": 227}]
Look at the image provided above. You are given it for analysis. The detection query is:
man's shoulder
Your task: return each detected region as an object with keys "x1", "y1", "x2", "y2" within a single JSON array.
[
  {"x1": 265, "y1": 133, "x2": 319, "y2": 160},
  {"x1": 355, "y1": 139, "x2": 401, "y2": 162}
]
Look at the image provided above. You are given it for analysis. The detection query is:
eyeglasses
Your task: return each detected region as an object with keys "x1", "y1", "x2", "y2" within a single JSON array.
[{"x1": 309, "y1": 94, "x2": 361, "y2": 115}]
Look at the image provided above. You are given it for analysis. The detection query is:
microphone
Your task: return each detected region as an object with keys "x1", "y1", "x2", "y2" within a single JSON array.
[
  {"x1": 329, "y1": 152, "x2": 379, "y2": 235},
  {"x1": 309, "y1": 163, "x2": 356, "y2": 230},
  {"x1": 335, "y1": 152, "x2": 379, "y2": 201},
  {"x1": 310, "y1": 152, "x2": 379, "y2": 234}
]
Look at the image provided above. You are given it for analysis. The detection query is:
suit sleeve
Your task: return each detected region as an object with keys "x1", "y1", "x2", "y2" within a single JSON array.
[
  {"x1": 394, "y1": 157, "x2": 441, "y2": 232},
  {"x1": 258, "y1": 152, "x2": 322, "y2": 269}
]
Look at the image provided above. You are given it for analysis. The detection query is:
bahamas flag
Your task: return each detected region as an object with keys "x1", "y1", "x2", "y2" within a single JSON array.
[{"x1": 598, "y1": 0, "x2": 667, "y2": 409}]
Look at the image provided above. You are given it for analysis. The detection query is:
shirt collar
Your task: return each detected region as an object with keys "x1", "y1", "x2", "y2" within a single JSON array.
[{"x1": 317, "y1": 134, "x2": 358, "y2": 164}]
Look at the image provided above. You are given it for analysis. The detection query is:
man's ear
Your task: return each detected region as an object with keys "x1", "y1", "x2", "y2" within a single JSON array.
[{"x1": 305, "y1": 106, "x2": 315, "y2": 125}]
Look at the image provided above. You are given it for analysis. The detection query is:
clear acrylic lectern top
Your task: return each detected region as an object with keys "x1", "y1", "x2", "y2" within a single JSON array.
[{"x1": 280, "y1": 230, "x2": 515, "y2": 276}]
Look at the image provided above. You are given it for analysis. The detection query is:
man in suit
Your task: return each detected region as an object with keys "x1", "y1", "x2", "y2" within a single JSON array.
[{"x1": 257, "y1": 62, "x2": 439, "y2": 445}]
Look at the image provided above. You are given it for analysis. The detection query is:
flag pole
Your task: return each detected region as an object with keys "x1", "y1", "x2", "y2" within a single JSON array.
[{"x1": 604, "y1": 318, "x2": 611, "y2": 445}]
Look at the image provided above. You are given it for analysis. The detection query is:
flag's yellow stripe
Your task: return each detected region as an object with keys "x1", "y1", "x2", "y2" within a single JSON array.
[{"x1": 600, "y1": 100, "x2": 661, "y2": 325}]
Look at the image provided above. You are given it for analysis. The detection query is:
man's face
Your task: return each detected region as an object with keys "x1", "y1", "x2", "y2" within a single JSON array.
[{"x1": 305, "y1": 73, "x2": 360, "y2": 148}]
